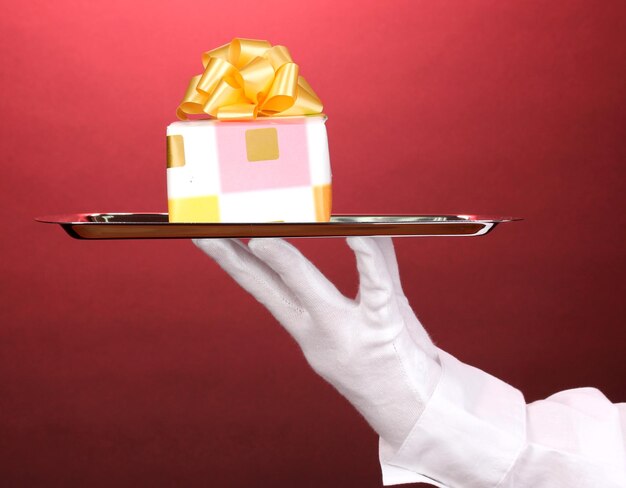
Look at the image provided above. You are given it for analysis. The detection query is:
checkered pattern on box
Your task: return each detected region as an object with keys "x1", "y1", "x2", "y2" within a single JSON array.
[{"x1": 166, "y1": 118, "x2": 331, "y2": 222}]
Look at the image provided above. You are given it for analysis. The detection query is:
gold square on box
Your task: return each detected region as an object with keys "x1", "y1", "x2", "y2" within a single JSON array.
[{"x1": 245, "y1": 128, "x2": 279, "y2": 162}]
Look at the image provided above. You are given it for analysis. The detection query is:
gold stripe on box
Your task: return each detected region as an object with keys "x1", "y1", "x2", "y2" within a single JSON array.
[{"x1": 167, "y1": 135, "x2": 186, "y2": 168}]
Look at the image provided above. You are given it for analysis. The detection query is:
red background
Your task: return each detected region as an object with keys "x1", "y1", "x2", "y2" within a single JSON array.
[{"x1": 1, "y1": 1, "x2": 625, "y2": 486}]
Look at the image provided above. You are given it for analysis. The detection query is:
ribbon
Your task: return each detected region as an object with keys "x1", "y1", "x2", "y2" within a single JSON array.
[{"x1": 176, "y1": 38, "x2": 323, "y2": 121}]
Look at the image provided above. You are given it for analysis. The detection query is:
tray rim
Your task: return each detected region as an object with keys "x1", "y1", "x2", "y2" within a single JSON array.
[
  {"x1": 35, "y1": 213, "x2": 521, "y2": 240},
  {"x1": 35, "y1": 212, "x2": 521, "y2": 225}
]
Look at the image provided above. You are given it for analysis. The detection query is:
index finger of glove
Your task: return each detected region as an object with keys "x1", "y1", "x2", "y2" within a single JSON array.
[
  {"x1": 248, "y1": 238, "x2": 352, "y2": 322},
  {"x1": 193, "y1": 239, "x2": 309, "y2": 329}
]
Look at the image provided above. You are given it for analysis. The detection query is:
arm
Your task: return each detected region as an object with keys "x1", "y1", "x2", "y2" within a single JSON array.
[{"x1": 194, "y1": 237, "x2": 626, "y2": 487}]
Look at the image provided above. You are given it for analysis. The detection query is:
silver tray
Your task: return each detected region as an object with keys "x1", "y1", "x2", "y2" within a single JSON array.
[{"x1": 35, "y1": 213, "x2": 518, "y2": 239}]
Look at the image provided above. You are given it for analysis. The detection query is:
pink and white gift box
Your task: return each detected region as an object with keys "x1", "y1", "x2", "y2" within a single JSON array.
[{"x1": 166, "y1": 115, "x2": 331, "y2": 222}]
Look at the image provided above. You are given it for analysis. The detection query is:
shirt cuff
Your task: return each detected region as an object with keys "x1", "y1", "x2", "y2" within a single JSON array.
[{"x1": 380, "y1": 349, "x2": 526, "y2": 487}]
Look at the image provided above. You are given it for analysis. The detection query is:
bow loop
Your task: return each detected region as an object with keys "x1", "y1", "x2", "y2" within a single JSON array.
[
  {"x1": 260, "y1": 62, "x2": 299, "y2": 114},
  {"x1": 177, "y1": 38, "x2": 323, "y2": 121},
  {"x1": 239, "y1": 56, "x2": 275, "y2": 104}
]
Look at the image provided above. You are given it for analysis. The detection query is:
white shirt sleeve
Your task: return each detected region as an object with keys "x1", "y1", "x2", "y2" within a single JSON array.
[{"x1": 379, "y1": 349, "x2": 626, "y2": 487}]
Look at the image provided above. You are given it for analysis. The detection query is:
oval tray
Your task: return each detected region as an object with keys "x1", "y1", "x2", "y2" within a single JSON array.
[{"x1": 35, "y1": 213, "x2": 519, "y2": 240}]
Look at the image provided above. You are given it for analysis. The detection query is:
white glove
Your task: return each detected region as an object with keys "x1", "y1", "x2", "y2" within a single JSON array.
[
  {"x1": 197, "y1": 237, "x2": 626, "y2": 488},
  {"x1": 193, "y1": 237, "x2": 442, "y2": 454}
]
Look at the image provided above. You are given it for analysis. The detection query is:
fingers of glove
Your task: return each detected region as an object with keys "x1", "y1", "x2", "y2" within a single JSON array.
[
  {"x1": 192, "y1": 239, "x2": 309, "y2": 328},
  {"x1": 248, "y1": 238, "x2": 351, "y2": 321},
  {"x1": 373, "y1": 237, "x2": 405, "y2": 296},
  {"x1": 346, "y1": 237, "x2": 397, "y2": 318}
]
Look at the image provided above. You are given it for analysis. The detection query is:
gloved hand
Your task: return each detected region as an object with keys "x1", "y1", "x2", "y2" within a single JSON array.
[{"x1": 193, "y1": 237, "x2": 442, "y2": 455}]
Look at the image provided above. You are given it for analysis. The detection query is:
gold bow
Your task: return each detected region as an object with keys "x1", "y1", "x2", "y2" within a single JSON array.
[{"x1": 176, "y1": 38, "x2": 323, "y2": 121}]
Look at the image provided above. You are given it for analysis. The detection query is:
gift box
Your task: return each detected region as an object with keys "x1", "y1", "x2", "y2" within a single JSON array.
[
  {"x1": 167, "y1": 38, "x2": 331, "y2": 223},
  {"x1": 166, "y1": 115, "x2": 331, "y2": 222}
]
